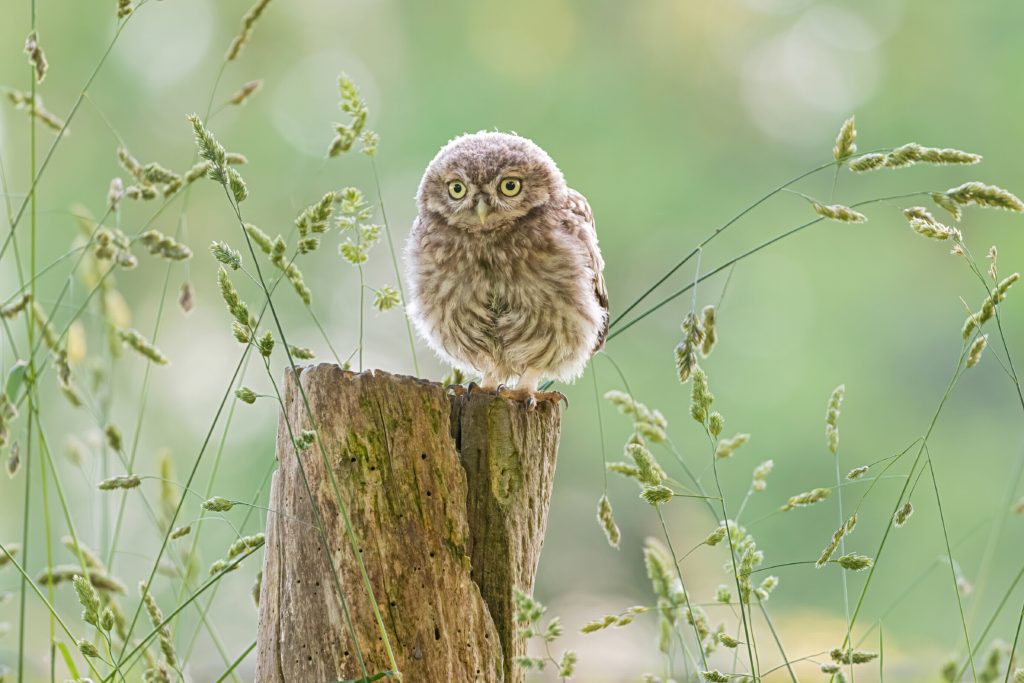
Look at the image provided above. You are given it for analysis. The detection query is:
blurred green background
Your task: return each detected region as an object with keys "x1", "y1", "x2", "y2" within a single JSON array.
[{"x1": 2, "y1": 0, "x2": 1024, "y2": 680}]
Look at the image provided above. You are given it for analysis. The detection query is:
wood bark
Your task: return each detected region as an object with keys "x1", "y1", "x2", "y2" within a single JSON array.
[{"x1": 255, "y1": 365, "x2": 561, "y2": 683}]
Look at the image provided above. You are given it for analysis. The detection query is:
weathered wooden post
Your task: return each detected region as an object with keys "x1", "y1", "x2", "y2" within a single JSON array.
[{"x1": 255, "y1": 364, "x2": 561, "y2": 682}]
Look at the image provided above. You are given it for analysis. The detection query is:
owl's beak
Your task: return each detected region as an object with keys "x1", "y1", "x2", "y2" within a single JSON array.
[{"x1": 475, "y1": 198, "x2": 491, "y2": 226}]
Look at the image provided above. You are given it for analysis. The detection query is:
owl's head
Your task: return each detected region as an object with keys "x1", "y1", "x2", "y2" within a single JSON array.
[{"x1": 417, "y1": 131, "x2": 566, "y2": 232}]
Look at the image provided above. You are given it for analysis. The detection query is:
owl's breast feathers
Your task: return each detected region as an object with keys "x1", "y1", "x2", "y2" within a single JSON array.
[{"x1": 407, "y1": 189, "x2": 608, "y2": 381}]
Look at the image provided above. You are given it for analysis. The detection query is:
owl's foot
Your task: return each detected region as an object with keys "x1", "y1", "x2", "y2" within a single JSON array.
[
  {"x1": 466, "y1": 381, "x2": 499, "y2": 396},
  {"x1": 497, "y1": 387, "x2": 566, "y2": 411}
]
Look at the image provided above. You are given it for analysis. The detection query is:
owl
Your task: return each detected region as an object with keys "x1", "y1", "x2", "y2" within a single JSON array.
[{"x1": 405, "y1": 131, "x2": 608, "y2": 405}]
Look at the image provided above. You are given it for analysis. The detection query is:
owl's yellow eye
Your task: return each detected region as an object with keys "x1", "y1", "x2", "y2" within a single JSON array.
[
  {"x1": 499, "y1": 178, "x2": 522, "y2": 197},
  {"x1": 447, "y1": 180, "x2": 467, "y2": 199}
]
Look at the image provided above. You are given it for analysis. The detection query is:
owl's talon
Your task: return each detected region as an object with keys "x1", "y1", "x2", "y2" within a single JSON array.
[
  {"x1": 445, "y1": 383, "x2": 467, "y2": 396},
  {"x1": 525, "y1": 394, "x2": 538, "y2": 411}
]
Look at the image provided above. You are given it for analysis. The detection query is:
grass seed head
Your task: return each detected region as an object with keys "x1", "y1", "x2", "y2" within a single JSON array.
[
  {"x1": 0, "y1": 293, "x2": 31, "y2": 319},
  {"x1": 187, "y1": 114, "x2": 226, "y2": 170},
  {"x1": 211, "y1": 241, "x2": 242, "y2": 270},
  {"x1": 37, "y1": 565, "x2": 126, "y2": 594},
  {"x1": 229, "y1": 79, "x2": 263, "y2": 106},
  {"x1": 756, "y1": 575, "x2": 779, "y2": 601},
  {"x1": 108, "y1": 177, "x2": 124, "y2": 210},
  {"x1": 704, "y1": 525, "x2": 727, "y2": 546},
  {"x1": 257, "y1": 331, "x2": 275, "y2": 358},
  {"x1": 139, "y1": 582, "x2": 177, "y2": 667},
  {"x1": 73, "y1": 575, "x2": 101, "y2": 626},
  {"x1": 708, "y1": 411, "x2": 724, "y2": 438},
  {"x1": 884, "y1": 143, "x2": 980, "y2": 168},
  {"x1": 597, "y1": 494, "x2": 620, "y2": 548},
  {"x1": 904, "y1": 206, "x2": 962, "y2": 241},
  {"x1": 847, "y1": 465, "x2": 870, "y2": 480},
  {"x1": 963, "y1": 272, "x2": 1020, "y2": 339},
  {"x1": 100, "y1": 607, "x2": 115, "y2": 632},
  {"x1": 813, "y1": 202, "x2": 867, "y2": 224},
  {"x1": 118, "y1": 328, "x2": 169, "y2": 365},
  {"x1": 226, "y1": 0, "x2": 273, "y2": 61},
  {"x1": 24, "y1": 31, "x2": 48, "y2": 83},
  {"x1": 627, "y1": 442, "x2": 666, "y2": 486},
  {"x1": 640, "y1": 484, "x2": 673, "y2": 506},
  {"x1": 836, "y1": 553, "x2": 874, "y2": 571},
  {"x1": 690, "y1": 367, "x2": 713, "y2": 424},
  {"x1": 833, "y1": 116, "x2": 857, "y2": 161},
  {"x1": 826, "y1": 384, "x2": 844, "y2": 454},
  {"x1": 944, "y1": 182, "x2": 1024, "y2": 213},
  {"x1": 751, "y1": 459, "x2": 773, "y2": 492},
  {"x1": 781, "y1": 487, "x2": 831, "y2": 511},
  {"x1": 328, "y1": 74, "x2": 372, "y2": 157},
  {"x1": 202, "y1": 496, "x2": 234, "y2": 512},
  {"x1": 831, "y1": 647, "x2": 879, "y2": 664},
  {"x1": 675, "y1": 312, "x2": 702, "y2": 383},
  {"x1": 967, "y1": 334, "x2": 988, "y2": 368},
  {"x1": 580, "y1": 615, "x2": 618, "y2": 634},
  {"x1": 894, "y1": 501, "x2": 914, "y2": 528},
  {"x1": 700, "y1": 304, "x2": 717, "y2": 356},
  {"x1": 77, "y1": 639, "x2": 100, "y2": 658},
  {"x1": 557, "y1": 650, "x2": 577, "y2": 677},
  {"x1": 184, "y1": 161, "x2": 210, "y2": 185},
  {"x1": 0, "y1": 544, "x2": 19, "y2": 567},
  {"x1": 373, "y1": 286, "x2": 401, "y2": 312},
  {"x1": 715, "y1": 433, "x2": 749, "y2": 459},
  {"x1": 816, "y1": 515, "x2": 857, "y2": 568},
  {"x1": 252, "y1": 569, "x2": 262, "y2": 607},
  {"x1": 5, "y1": 90, "x2": 65, "y2": 132},
  {"x1": 98, "y1": 474, "x2": 140, "y2": 490},
  {"x1": 235, "y1": 387, "x2": 257, "y2": 404},
  {"x1": 244, "y1": 223, "x2": 274, "y2": 254},
  {"x1": 288, "y1": 345, "x2": 315, "y2": 360},
  {"x1": 848, "y1": 152, "x2": 886, "y2": 172}
]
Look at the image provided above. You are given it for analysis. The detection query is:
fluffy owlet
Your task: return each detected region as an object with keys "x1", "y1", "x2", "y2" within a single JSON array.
[{"x1": 405, "y1": 131, "x2": 608, "y2": 402}]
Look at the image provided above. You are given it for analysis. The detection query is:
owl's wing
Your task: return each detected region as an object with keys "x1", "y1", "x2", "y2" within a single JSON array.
[{"x1": 564, "y1": 188, "x2": 609, "y2": 353}]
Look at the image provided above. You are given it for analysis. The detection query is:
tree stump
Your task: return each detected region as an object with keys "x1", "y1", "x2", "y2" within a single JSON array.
[{"x1": 255, "y1": 365, "x2": 562, "y2": 682}]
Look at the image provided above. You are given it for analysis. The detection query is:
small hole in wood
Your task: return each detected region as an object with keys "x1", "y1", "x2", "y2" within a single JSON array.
[
  {"x1": 434, "y1": 626, "x2": 441, "y2": 640},
  {"x1": 421, "y1": 452, "x2": 427, "y2": 460}
]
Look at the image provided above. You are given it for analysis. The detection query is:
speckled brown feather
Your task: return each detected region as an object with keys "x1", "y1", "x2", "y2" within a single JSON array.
[{"x1": 405, "y1": 131, "x2": 608, "y2": 390}]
